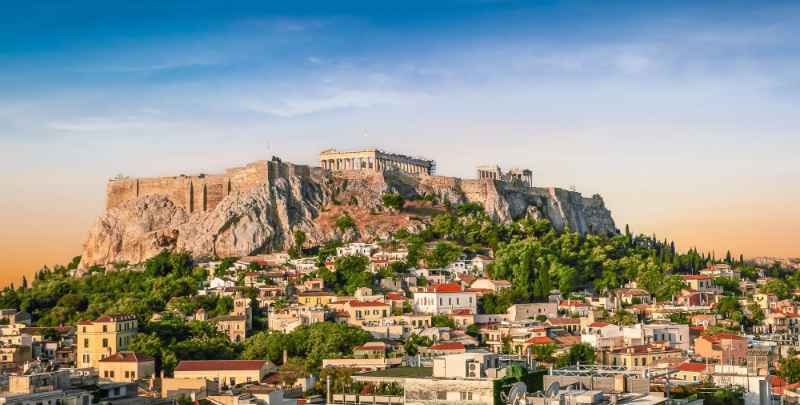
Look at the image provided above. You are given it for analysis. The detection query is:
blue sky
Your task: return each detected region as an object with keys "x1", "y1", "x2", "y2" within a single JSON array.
[{"x1": 1, "y1": 1, "x2": 800, "y2": 280}]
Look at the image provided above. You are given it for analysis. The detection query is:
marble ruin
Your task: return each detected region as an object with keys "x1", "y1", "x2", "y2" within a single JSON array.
[
  {"x1": 319, "y1": 148, "x2": 436, "y2": 176},
  {"x1": 476, "y1": 165, "x2": 533, "y2": 188}
]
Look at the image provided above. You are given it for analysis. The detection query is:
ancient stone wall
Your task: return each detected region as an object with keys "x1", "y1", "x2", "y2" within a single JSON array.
[{"x1": 106, "y1": 159, "x2": 315, "y2": 213}]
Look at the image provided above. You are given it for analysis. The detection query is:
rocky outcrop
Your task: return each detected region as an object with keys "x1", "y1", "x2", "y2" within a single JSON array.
[{"x1": 79, "y1": 160, "x2": 617, "y2": 268}]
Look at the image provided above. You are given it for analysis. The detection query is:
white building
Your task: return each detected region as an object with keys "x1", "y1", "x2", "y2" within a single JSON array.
[
  {"x1": 413, "y1": 284, "x2": 478, "y2": 315},
  {"x1": 289, "y1": 257, "x2": 318, "y2": 273},
  {"x1": 336, "y1": 243, "x2": 378, "y2": 257},
  {"x1": 470, "y1": 278, "x2": 512, "y2": 293},
  {"x1": 581, "y1": 322, "x2": 624, "y2": 350},
  {"x1": 700, "y1": 264, "x2": 740, "y2": 280},
  {"x1": 642, "y1": 322, "x2": 690, "y2": 351}
]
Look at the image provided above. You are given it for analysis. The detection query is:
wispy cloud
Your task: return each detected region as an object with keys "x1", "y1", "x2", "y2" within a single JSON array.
[
  {"x1": 46, "y1": 115, "x2": 169, "y2": 132},
  {"x1": 243, "y1": 89, "x2": 426, "y2": 117}
]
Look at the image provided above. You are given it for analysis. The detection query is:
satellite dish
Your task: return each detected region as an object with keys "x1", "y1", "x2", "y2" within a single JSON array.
[
  {"x1": 502, "y1": 382, "x2": 528, "y2": 405},
  {"x1": 545, "y1": 381, "x2": 560, "y2": 397}
]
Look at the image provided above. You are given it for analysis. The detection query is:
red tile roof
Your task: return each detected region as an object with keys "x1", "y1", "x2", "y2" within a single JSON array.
[
  {"x1": 355, "y1": 342, "x2": 386, "y2": 351},
  {"x1": 174, "y1": 360, "x2": 268, "y2": 372},
  {"x1": 554, "y1": 335, "x2": 581, "y2": 346},
  {"x1": 526, "y1": 336, "x2": 555, "y2": 345},
  {"x1": 452, "y1": 309, "x2": 473, "y2": 316},
  {"x1": 430, "y1": 342, "x2": 465, "y2": 351},
  {"x1": 676, "y1": 362, "x2": 707, "y2": 373},
  {"x1": 547, "y1": 318, "x2": 580, "y2": 325},
  {"x1": 348, "y1": 300, "x2": 389, "y2": 308},
  {"x1": 770, "y1": 375, "x2": 787, "y2": 395},
  {"x1": 426, "y1": 283, "x2": 463, "y2": 293},
  {"x1": 701, "y1": 332, "x2": 746, "y2": 342},
  {"x1": 589, "y1": 322, "x2": 613, "y2": 328},
  {"x1": 99, "y1": 352, "x2": 154, "y2": 363},
  {"x1": 682, "y1": 275, "x2": 711, "y2": 281},
  {"x1": 386, "y1": 292, "x2": 405, "y2": 300}
]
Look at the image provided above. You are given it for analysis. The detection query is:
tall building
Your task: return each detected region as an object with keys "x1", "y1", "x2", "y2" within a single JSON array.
[{"x1": 76, "y1": 315, "x2": 137, "y2": 370}]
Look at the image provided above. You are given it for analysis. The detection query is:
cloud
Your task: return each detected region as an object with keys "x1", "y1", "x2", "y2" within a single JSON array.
[
  {"x1": 46, "y1": 116, "x2": 166, "y2": 132},
  {"x1": 243, "y1": 89, "x2": 425, "y2": 117},
  {"x1": 614, "y1": 53, "x2": 652, "y2": 74}
]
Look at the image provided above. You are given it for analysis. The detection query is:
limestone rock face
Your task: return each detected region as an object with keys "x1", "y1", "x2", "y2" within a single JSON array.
[
  {"x1": 79, "y1": 161, "x2": 617, "y2": 269},
  {"x1": 79, "y1": 195, "x2": 189, "y2": 269}
]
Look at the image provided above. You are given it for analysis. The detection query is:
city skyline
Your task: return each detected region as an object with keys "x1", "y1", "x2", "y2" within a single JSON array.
[{"x1": 2, "y1": 1, "x2": 800, "y2": 286}]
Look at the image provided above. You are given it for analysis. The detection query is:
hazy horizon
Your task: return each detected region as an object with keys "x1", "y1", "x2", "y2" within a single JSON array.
[{"x1": 2, "y1": 1, "x2": 799, "y2": 287}]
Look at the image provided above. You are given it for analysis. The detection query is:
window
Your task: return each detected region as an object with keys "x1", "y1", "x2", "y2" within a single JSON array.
[
  {"x1": 460, "y1": 392, "x2": 473, "y2": 400},
  {"x1": 102, "y1": 338, "x2": 108, "y2": 348},
  {"x1": 437, "y1": 391, "x2": 447, "y2": 400},
  {"x1": 83, "y1": 339, "x2": 89, "y2": 348},
  {"x1": 103, "y1": 325, "x2": 108, "y2": 332}
]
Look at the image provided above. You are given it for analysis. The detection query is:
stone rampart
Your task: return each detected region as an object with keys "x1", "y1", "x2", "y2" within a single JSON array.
[{"x1": 107, "y1": 159, "x2": 311, "y2": 213}]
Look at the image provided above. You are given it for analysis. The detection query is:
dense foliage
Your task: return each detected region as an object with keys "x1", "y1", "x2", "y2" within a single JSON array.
[
  {"x1": 0, "y1": 251, "x2": 208, "y2": 326},
  {"x1": 242, "y1": 322, "x2": 371, "y2": 372},
  {"x1": 318, "y1": 255, "x2": 373, "y2": 295},
  {"x1": 381, "y1": 193, "x2": 405, "y2": 210}
]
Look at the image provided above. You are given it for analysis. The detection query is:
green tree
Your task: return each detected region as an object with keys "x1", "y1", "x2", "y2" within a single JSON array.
[
  {"x1": 336, "y1": 213, "x2": 356, "y2": 232},
  {"x1": 715, "y1": 296, "x2": 742, "y2": 322},
  {"x1": 778, "y1": 358, "x2": 800, "y2": 384},
  {"x1": 381, "y1": 193, "x2": 405, "y2": 210},
  {"x1": 431, "y1": 315, "x2": 456, "y2": 328},
  {"x1": 426, "y1": 241, "x2": 461, "y2": 269},
  {"x1": 761, "y1": 279, "x2": 791, "y2": 299},
  {"x1": 555, "y1": 343, "x2": 595, "y2": 367},
  {"x1": 531, "y1": 343, "x2": 557, "y2": 362},
  {"x1": 403, "y1": 334, "x2": 433, "y2": 356}
]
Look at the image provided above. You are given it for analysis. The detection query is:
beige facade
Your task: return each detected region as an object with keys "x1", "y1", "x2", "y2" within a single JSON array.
[
  {"x1": 76, "y1": 315, "x2": 138, "y2": 370},
  {"x1": 0, "y1": 345, "x2": 32, "y2": 371},
  {"x1": 297, "y1": 290, "x2": 337, "y2": 307},
  {"x1": 173, "y1": 360, "x2": 276, "y2": 388},
  {"x1": 320, "y1": 149, "x2": 435, "y2": 176},
  {"x1": 212, "y1": 315, "x2": 248, "y2": 343},
  {"x1": 161, "y1": 377, "x2": 216, "y2": 400},
  {"x1": 97, "y1": 352, "x2": 155, "y2": 382}
]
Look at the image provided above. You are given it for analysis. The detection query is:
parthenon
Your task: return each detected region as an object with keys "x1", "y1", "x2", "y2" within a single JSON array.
[{"x1": 319, "y1": 148, "x2": 435, "y2": 176}]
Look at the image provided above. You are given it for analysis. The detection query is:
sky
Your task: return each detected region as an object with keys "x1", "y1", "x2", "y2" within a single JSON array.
[{"x1": 1, "y1": 1, "x2": 799, "y2": 287}]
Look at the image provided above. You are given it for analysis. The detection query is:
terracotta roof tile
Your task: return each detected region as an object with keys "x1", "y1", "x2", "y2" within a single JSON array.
[
  {"x1": 430, "y1": 342, "x2": 465, "y2": 351},
  {"x1": 99, "y1": 352, "x2": 154, "y2": 363},
  {"x1": 175, "y1": 360, "x2": 268, "y2": 372}
]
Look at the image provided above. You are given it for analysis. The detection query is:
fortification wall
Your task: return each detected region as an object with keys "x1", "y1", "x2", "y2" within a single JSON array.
[
  {"x1": 106, "y1": 159, "x2": 315, "y2": 213},
  {"x1": 460, "y1": 178, "x2": 494, "y2": 203},
  {"x1": 224, "y1": 161, "x2": 267, "y2": 193}
]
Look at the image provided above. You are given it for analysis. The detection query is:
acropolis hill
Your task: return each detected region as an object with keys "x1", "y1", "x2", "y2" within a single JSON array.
[{"x1": 82, "y1": 149, "x2": 617, "y2": 268}]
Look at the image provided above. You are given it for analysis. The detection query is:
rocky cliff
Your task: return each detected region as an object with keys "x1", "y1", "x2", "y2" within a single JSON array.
[{"x1": 79, "y1": 160, "x2": 617, "y2": 269}]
